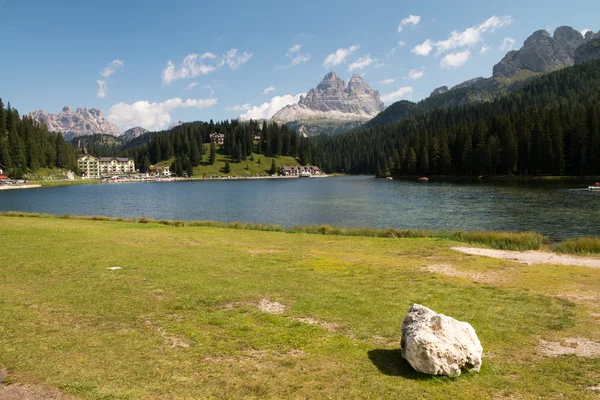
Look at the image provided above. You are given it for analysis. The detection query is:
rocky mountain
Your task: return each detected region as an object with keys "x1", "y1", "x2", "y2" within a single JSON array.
[
  {"x1": 369, "y1": 25, "x2": 600, "y2": 128},
  {"x1": 575, "y1": 39, "x2": 600, "y2": 65},
  {"x1": 29, "y1": 106, "x2": 120, "y2": 140},
  {"x1": 120, "y1": 127, "x2": 148, "y2": 142},
  {"x1": 272, "y1": 72, "x2": 385, "y2": 136},
  {"x1": 168, "y1": 120, "x2": 185, "y2": 130}
]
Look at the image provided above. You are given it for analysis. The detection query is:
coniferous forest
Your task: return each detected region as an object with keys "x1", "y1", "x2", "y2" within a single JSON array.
[
  {"x1": 0, "y1": 99, "x2": 78, "y2": 177},
  {"x1": 2, "y1": 60, "x2": 600, "y2": 178},
  {"x1": 127, "y1": 119, "x2": 312, "y2": 174},
  {"x1": 307, "y1": 60, "x2": 600, "y2": 177}
]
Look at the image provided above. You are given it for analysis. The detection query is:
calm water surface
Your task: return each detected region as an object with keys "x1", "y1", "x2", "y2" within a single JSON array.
[{"x1": 0, "y1": 176, "x2": 598, "y2": 240}]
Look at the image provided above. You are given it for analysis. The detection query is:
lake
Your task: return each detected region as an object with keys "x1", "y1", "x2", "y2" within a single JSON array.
[{"x1": 0, "y1": 176, "x2": 598, "y2": 240}]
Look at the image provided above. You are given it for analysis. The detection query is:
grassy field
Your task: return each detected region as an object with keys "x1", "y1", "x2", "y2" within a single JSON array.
[
  {"x1": 0, "y1": 216, "x2": 599, "y2": 399},
  {"x1": 191, "y1": 145, "x2": 300, "y2": 177}
]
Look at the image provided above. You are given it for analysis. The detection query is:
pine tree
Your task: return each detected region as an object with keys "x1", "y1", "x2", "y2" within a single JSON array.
[
  {"x1": 269, "y1": 159, "x2": 277, "y2": 175},
  {"x1": 407, "y1": 147, "x2": 417, "y2": 174},
  {"x1": 224, "y1": 161, "x2": 231, "y2": 174},
  {"x1": 209, "y1": 142, "x2": 216, "y2": 165}
]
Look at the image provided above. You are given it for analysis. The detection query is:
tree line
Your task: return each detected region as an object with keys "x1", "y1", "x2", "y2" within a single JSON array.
[
  {"x1": 127, "y1": 119, "x2": 311, "y2": 174},
  {"x1": 0, "y1": 98, "x2": 78, "y2": 177},
  {"x1": 307, "y1": 60, "x2": 600, "y2": 177}
]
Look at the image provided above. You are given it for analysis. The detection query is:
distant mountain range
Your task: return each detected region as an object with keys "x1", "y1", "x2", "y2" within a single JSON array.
[
  {"x1": 369, "y1": 26, "x2": 600, "y2": 127},
  {"x1": 29, "y1": 106, "x2": 120, "y2": 140},
  {"x1": 271, "y1": 72, "x2": 384, "y2": 136}
]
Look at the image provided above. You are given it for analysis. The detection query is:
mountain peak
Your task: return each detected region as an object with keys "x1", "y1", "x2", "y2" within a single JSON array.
[{"x1": 30, "y1": 106, "x2": 119, "y2": 140}]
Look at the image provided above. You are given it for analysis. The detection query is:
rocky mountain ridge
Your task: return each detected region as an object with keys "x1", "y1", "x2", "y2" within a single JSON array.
[
  {"x1": 369, "y1": 25, "x2": 600, "y2": 128},
  {"x1": 120, "y1": 127, "x2": 148, "y2": 142},
  {"x1": 272, "y1": 72, "x2": 384, "y2": 136},
  {"x1": 29, "y1": 106, "x2": 120, "y2": 140}
]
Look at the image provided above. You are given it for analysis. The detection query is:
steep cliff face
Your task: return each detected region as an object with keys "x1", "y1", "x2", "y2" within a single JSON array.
[
  {"x1": 493, "y1": 29, "x2": 575, "y2": 78},
  {"x1": 272, "y1": 72, "x2": 384, "y2": 136},
  {"x1": 575, "y1": 39, "x2": 600, "y2": 65},
  {"x1": 29, "y1": 106, "x2": 120, "y2": 140}
]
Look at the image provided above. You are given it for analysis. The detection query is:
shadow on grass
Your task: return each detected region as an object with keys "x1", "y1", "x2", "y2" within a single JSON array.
[{"x1": 367, "y1": 349, "x2": 434, "y2": 380}]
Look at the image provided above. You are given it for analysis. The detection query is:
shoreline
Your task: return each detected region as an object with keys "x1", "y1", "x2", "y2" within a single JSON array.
[{"x1": 0, "y1": 184, "x2": 42, "y2": 191}]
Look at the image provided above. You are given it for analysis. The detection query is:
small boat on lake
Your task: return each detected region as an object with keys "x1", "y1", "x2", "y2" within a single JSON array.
[
  {"x1": 589, "y1": 186, "x2": 600, "y2": 191},
  {"x1": 418, "y1": 177, "x2": 429, "y2": 182}
]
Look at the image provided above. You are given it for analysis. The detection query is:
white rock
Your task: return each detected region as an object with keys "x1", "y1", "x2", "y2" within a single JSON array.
[
  {"x1": 107, "y1": 266, "x2": 122, "y2": 271},
  {"x1": 401, "y1": 304, "x2": 482, "y2": 377}
]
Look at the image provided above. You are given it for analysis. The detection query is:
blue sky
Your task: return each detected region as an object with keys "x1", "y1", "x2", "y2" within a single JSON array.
[{"x1": 1, "y1": 0, "x2": 599, "y2": 132}]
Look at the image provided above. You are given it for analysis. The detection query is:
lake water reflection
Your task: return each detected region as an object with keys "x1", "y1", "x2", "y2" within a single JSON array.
[{"x1": 0, "y1": 176, "x2": 598, "y2": 240}]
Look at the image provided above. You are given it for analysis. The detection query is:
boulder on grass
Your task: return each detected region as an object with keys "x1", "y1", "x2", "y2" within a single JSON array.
[{"x1": 401, "y1": 304, "x2": 482, "y2": 376}]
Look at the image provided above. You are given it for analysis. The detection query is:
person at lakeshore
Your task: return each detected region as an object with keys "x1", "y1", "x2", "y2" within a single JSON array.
[{"x1": 596, "y1": 182, "x2": 600, "y2": 187}]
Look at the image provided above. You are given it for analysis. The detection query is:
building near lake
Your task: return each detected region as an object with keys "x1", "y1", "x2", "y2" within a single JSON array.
[
  {"x1": 77, "y1": 155, "x2": 135, "y2": 179},
  {"x1": 209, "y1": 132, "x2": 225, "y2": 145},
  {"x1": 279, "y1": 166, "x2": 321, "y2": 176}
]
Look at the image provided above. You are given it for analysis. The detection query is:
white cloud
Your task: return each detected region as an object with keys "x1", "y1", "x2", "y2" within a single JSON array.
[
  {"x1": 162, "y1": 54, "x2": 217, "y2": 85},
  {"x1": 411, "y1": 39, "x2": 433, "y2": 56},
  {"x1": 374, "y1": 62, "x2": 387, "y2": 69},
  {"x1": 183, "y1": 82, "x2": 199, "y2": 90},
  {"x1": 415, "y1": 15, "x2": 512, "y2": 58},
  {"x1": 225, "y1": 104, "x2": 251, "y2": 111},
  {"x1": 398, "y1": 15, "x2": 421, "y2": 32},
  {"x1": 500, "y1": 37, "x2": 516, "y2": 51},
  {"x1": 406, "y1": 68, "x2": 424, "y2": 80},
  {"x1": 199, "y1": 52, "x2": 216, "y2": 60},
  {"x1": 96, "y1": 80, "x2": 107, "y2": 98},
  {"x1": 263, "y1": 85, "x2": 276, "y2": 95},
  {"x1": 162, "y1": 49, "x2": 251, "y2": 85},
  {"x1": 96, "y1": 59, "x2": 123, "y2": 98},
  {"x1": 581, "y1": 28, "x2": 591, "y2": 36},
  {"x1": 238, "y1": 93, "x2": 305, "y2": 120},
  {"x1": 381, "y1": 86, "x2": 413, "y2": 103},
  {"x1": 219, "y1": 48, "x2": 252, "y2": 70},
  {"x1": 440, "y1": 50, "x2": 471, "y2": 68},
  {"x1": 348, "y1": 55, "x2": 374, "y2": 72},
  {"x1": 288, "y1": 44, "x2": 302, "y2": 53},
  {"x1": 380, "y1": 78, "x2": 395, "y2": 85},
  {"x1": 100, "y1": 59, "x2": 124, "y2": 78},
  {"x1": 277, "y1": 45, "x2": 311, "y2": 69},
  {"x1": 480, "y1": 44, "x2": 492, "y2": 54},
  {"x1": 107, "y1": 97, "x2": 218, "y2": 131},
  {"x1": 387, "y1": 41, "x2": 408, "y2": 58},
  {"x1": 323, "y1": 45, "x2": 360, "y2": 68}
]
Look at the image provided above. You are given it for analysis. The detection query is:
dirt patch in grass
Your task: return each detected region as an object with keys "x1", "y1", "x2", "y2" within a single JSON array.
[
  {"x1": 554, "y1": 293, "x2": 598, "y2": 303},
  {"x1": 0, "y1": 368, "x2": 72, "y2": 399},
  {"x1": 424, "y1": 263, "x2": 512, "y2": 284},
  {"x1": 538, "y1": 338, "x2": 600, "y2": 357},
  {"x1": 257, "y1": 298, "x2": 286, "y2": 314},
  {"x1": 452, "y1": 247, "x2": 600, "y2": 268},
  {"x1": 144, "y1": 319, "x2": 190, "y2": 348},
  {"x1": 291, "y1": 317, "x2": 339, "y2": 332},
  {"x1": 247, "y1": 249, "x2": 280, "y2": 254}
]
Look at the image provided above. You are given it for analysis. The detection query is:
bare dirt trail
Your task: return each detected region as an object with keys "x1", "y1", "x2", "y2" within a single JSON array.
[{"x1": 452, "y1": 247, "x2": 600, "y2": 268}]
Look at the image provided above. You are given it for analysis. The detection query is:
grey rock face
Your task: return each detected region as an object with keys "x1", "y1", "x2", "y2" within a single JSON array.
[
  {"x1": 493, "y1": 28, "x2": 578, "y2": 78},
  {"x1": 575, "y1": 39, "x2": 600, "y2": 65},
  {"x1": 120, "y1": 127, "x2": 148, "y2": 142},
  {"x1": 584, "y1": 31, "x2": 600, "y2": 42},
  {"x1": 451, "y1": 77, "x2": 485, "y2": 91},
  {"x1": 553, "y1": 26, "x2": 585, "y2": 58},
  {"x1": 430, "y1": 86, "x2": 449, "y2": 97},
  {"x1": 30, "y1": 107, "x2": 120, "y2": 140},
  {"x1": 297, "y1": 72, "x2": 384, "y2": 117}
]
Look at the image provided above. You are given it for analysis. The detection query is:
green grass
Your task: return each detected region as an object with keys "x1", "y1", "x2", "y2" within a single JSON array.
[
  {"x1": 192, "y1": 145, "x2": 300, "y2": 177},
  {"x1": 0, "y1": 212, "x2": 543, "y2": 251},
  {"x1": 553, "y1": 236, "x2": 600, "y2": 255},
  {"x1": 0, "y1": 215, "x2": 599, "y2": 399}
]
